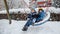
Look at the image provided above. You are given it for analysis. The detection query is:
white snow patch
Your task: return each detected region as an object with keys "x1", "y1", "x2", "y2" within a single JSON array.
[
  {"x1": 0, "y1": 7, "x2": 60, "y2": 14},
  {"x1": 0, "y1": 19, "x2": 60, "y2": 34}
]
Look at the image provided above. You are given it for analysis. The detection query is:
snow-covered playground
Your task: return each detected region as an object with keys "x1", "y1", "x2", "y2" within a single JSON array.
[{"x1": 0, "y1": 19, "x2": 60, "y2": 34}]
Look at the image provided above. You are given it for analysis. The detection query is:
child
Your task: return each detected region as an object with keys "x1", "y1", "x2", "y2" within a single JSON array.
[
  {"x1": 36, "y1": 7, "x2": 46, "y2": 22},
  {"x1": 22, "y1": 9, "x2": 37, "y2": 31},
  {"x1": 22, "y1": 7, "x2": 46, "y2": 31}
]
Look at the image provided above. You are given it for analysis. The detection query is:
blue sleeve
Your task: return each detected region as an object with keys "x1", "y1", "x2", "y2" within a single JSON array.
[
  {"x1": 28, "y1": 12, "x2": 37, "y2": 18},
  {"x1": 38, "y1": 10, "x2": 46, "y2": 20},
  {"x1": 40, "y1": 11, "x2": 46, "y2": 19},
  {"x1": 28, "y1": 14, "x2": 32, "y2": 18}
]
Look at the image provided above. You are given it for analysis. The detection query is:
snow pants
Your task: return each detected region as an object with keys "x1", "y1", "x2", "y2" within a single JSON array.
[{"x1": 24, "y1": 18, "x2": 36, "y2": 27}]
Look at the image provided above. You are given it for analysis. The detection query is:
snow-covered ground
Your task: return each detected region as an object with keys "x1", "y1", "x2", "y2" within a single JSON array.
[{"x1": 0, "y1": 19, "x2": 60, "y2": 34}]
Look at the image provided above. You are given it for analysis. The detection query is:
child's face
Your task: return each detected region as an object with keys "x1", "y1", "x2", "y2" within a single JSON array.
[
  {"x1": 38, "y1": 9, "x2": 42, "y2": 13},
  {"x1": 39, "y1": 10, "x2": 42, "y2": 12},
  {"x1": 32, "y1": 9, "x2": 35, "y2": 12}
]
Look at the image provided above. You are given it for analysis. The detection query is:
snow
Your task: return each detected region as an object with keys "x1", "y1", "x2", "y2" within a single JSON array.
[
  {"x1": 0, "y1": 19, "x2": 60, "y2": 34},
  {"x1": 48, "y1": 7, "x2": 60, "y2": 14},
  {"x1": 0, "y1": 7, "x2": 60, "y2": 14},
  {"x1": 0, "y1": 8, "x2": 31, "y2": 14}
]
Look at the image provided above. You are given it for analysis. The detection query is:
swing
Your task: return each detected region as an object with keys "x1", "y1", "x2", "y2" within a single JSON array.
[{"x1": 32, "y1": 0, "x2": 51, "y2": 26}]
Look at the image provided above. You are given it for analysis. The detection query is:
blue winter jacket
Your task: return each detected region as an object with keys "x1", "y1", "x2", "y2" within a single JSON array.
[
  {"x1": 37, "y1": 10, "x2": 46, "y2": 20},
  {"x1": 28, "y1": 11, "x2": 37, "y2": 19}
]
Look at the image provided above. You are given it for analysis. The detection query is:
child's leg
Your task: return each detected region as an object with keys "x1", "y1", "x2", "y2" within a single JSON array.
[
  {"x1": 33, "y1": 18, "x2": 36, "y2": 23},
  {"x1": 22, "y1": 18, "x2": 36, "y2": 31},
  {"x1": 32, "y1": 18, "x2": 36, "y2": 26},
  {"x1": 25, "y1": 19, "x2": 32, "y2": 27},
  {"x1": 22, "y1": 19, "x2": 33, "y2": 31}
]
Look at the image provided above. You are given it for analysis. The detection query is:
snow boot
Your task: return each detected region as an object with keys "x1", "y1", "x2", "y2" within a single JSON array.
[{"x1": 22, "y1": 26, "x2": 28, "y2": 31}]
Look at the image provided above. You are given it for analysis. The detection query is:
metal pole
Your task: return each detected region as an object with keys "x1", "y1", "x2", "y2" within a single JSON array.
[{"x1": 4, "y1": 0, "x2": 11, "y2": 24}]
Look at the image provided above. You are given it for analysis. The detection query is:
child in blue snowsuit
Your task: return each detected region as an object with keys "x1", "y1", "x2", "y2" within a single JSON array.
[
  {"x1": 36, "y1": 9, "x2": 46, "y2": 22},
  {"x1": 22, "y1": 9, "x2": 45, "y2": 31}
]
